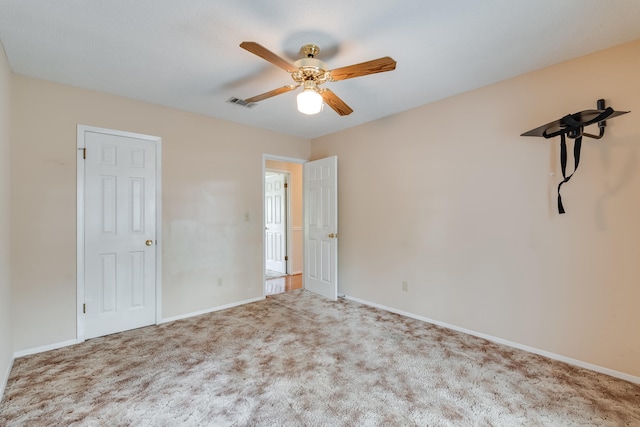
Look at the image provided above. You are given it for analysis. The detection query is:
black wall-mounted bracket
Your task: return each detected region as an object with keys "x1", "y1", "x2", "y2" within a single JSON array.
[
  {"x1": 581, "y1": 99, "x2": 607, "y2": 140},
  {"x1": 521, "y1": 99, "x2": 630, "y2": 214},
  {"x1": 521, "y1": 99, "x2": 629, "y2": 140}
]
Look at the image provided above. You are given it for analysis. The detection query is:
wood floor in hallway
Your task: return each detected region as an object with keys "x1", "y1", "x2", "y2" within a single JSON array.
[{"x1": 265, "y1": 273, "x2": 302, "y2": 295}]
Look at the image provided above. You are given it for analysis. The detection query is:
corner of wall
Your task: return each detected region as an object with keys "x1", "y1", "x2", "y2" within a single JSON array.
[
  {"x1": 0, "y1": 38, "x2": 15, "y2": 400},
  {"x1": 0, "y1": 354, "x2": 15, "y2": 399}
]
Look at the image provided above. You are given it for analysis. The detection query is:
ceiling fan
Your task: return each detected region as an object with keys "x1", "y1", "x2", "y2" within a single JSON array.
[{"x1": 239, "y1": 41, "x2": 397, "y2": 116}]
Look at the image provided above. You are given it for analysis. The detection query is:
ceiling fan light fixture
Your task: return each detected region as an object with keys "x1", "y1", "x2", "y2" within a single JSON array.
[
  {"x1": 239, "y1": 41, "x2": 396, "y2": 116},
  {"x1": 297, "y1": 83, "x2": 323, "y2": 115}
]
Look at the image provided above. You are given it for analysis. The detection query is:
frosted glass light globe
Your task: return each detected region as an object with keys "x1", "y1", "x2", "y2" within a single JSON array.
[{"x1": 297, "y1": 89, "x2": 323, "y2": 115}]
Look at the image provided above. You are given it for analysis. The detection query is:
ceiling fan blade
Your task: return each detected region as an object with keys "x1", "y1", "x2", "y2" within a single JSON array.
[
  {"x1": 329, "y1": 56, "x2": 397, "y2": 81},
  {"x1": 240, "y1": 41, "x2": 298, "y2": 73},
  {"x1": 321, "y1": 89, "x2": 354, "y2": 116},
  {"x1": 245, "y1": 85, "x2": 299, "y2": 103}
]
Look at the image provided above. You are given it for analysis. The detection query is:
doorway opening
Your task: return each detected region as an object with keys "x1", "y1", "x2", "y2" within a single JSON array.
[
  {"x1": 263, "y1": 154, "x2": 338, "y2": 300},
  {"x1": 264, "y1": 156, "x2": 304, "y2": 296}
]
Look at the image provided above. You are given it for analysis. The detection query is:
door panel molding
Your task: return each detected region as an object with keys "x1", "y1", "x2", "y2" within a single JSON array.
[{"x1": 77, "y1": 125, "x2": 162, "y2": 342}]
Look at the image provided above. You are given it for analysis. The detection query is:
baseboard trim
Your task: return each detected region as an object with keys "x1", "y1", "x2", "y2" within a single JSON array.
[
  {"x1": 344, "y1": 295, "x2": 640, "y2": 385},
  {"x1": 13, "y1": 339, "x2": 79, "y2": 359},
  {"x1": 1, "y1": 353, "x2": 14, "y2": 400},
  {"x1": 161, "y1": 296, "x2": 265, "y2": 324},
  {"x1": 9, "y1": 298, "x2": 266, "y2": 361}
]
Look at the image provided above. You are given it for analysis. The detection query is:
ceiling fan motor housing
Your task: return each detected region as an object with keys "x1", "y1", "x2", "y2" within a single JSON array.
[{"x1": 292, "y1": 57, "x2": 329, "y2": 85}]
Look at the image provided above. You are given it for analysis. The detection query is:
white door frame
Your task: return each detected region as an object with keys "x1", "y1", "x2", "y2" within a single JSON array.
[
  {"x1": 262, "y1": 154, "x2": 306, "y2": 296},
  {"x1": 76, "y1": 125, "x2": 163, "y2": 342},
  {"x1": 265, "y1": 168, "x2": 291, "y2": 275}
]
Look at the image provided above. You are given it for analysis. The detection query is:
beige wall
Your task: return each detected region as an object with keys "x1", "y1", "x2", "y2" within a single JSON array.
[
  {"x1": 10, "y1": 76, "x2": 310, "y2": 351},
  {"x1": 5, "y1": 36, "x2": 640, "y2": 382},
  {"x1": 0, "y1": 42, "x2": 13, "y2": 392},
  {"x1": 265, "y1": 160, "x2": 303, "y2": 273},
  {"x1": 311, "y1": 39, "x2": 640, "y2": 377}
]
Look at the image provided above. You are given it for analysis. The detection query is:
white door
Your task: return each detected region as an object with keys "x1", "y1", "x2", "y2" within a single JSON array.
[
  {"x1": 83, "y1": 129, "x2": 158, "y2": 339},
  {"x1": 265, "y1": 173, "x2": 287, "y2": 274},
  {"x1": 304, "y1": 156, "x2": 338, "y2": 300}
]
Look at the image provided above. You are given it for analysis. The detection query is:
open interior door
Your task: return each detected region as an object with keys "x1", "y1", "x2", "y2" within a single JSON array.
[
  {"x1": 304, "y1": 156, "x2": 338, "y2": 300},
  {"x1": 265, "y1": 173, "x2": 287, "y2": 275}
]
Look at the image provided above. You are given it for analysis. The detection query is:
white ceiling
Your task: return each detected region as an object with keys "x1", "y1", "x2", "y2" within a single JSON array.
[{"x1": 1, "y1": 1, "x2": 640, "y2": 139}]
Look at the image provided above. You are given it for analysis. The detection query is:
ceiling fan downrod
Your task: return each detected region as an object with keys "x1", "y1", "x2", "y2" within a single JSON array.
[{"x1": 301, "y1": 44, "x2": 320, "y2": 58}]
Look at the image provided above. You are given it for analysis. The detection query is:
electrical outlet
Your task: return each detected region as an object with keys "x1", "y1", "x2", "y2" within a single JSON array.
[
  {"x1": 217, "y1": 278, "x2": 223, "y2": 287},
  {"x1": 402, "y1": 281, "x2": 408, "y2": 292}
]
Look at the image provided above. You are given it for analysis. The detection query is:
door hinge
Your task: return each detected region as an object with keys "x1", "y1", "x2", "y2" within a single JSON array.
[
  {"x1": 284, "y1": 182, "x2": 288, "y2": 188},
  {"x1": 82, "y1": 148, "x2": 86, "y2": 159},
  {"x1": 284, "y1": 255, "x2": 288, "y2": 261},
  {"x1": 83, "y1": 303, "x2": 86, "y2": 314}
]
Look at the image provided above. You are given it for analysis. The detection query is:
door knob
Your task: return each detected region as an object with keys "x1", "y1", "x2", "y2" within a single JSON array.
[
  {"x1": 328, "y1": 233, "x2": 339, "y2": 238},
  {"x1": 145, "y1": 240, "x2": 153, "y2": 246}
]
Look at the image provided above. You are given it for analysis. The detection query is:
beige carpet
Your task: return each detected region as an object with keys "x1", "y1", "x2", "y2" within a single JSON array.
[{"x1": 1, "y1": 290, "x2": 638, "y2": 426}]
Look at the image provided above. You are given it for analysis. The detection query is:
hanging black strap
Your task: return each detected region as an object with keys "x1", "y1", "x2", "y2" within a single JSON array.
[
  {"x1": 538, "y1": 107, "x2": 616, "y2": 214},
  {"x1": 557, "y1": 133, "x2": 583, "y2": 214}
]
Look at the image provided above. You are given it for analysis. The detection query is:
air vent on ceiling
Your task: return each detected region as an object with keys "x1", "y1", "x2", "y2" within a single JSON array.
[{"x1": 226, "y1": 97, "x2": 257, "y2": 108}]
